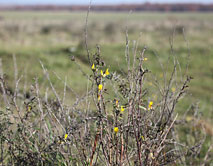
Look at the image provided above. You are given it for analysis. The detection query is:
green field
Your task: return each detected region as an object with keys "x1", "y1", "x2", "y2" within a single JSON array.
[{"x1": 0, "y1": 11, "x2": 212, "y2": 118}]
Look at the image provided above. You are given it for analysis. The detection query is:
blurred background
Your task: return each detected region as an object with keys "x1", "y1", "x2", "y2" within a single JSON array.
[{"x1": 0, "y1": 0, "x2": 212, "y2": 121}]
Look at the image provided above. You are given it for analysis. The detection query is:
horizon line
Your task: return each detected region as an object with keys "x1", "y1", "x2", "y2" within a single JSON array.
[{"x1": 1, "y1": 2, "x2": 213, "y2": 6}]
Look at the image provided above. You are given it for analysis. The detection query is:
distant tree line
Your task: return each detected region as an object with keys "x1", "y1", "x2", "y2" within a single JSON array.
[{"x1": 0, "y1": 3, "x2": 213, "y2": 12}]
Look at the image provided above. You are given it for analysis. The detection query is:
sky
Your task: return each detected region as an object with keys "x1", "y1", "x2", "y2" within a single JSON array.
[{"x1": 0, "y1": 0, "x2": 212, "y2": 5}]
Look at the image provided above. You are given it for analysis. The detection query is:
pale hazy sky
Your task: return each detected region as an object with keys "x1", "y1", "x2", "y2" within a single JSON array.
[{"x1": 0, "y1": 0, "x2": 212, "y2": 5}]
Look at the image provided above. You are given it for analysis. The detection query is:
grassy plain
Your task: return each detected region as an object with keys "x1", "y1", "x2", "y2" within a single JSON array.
[{"x1": 0, "y1": 11, "x2": 212, "y2": 119}]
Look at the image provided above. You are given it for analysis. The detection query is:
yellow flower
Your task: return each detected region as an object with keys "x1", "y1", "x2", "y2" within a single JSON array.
[
  {"x1": 120, "y1": 106, "x2": 125, "y2": 112},
  {"x1": 114, "y1": 127, "x2": 119, "y2": 133},
  {"x1": 100, "y1": 68, "x2": 110, "y2": 77},
  {"x1": 58, "y1": 140, "x2": 64, "y2": 145},
  {"x1": 91, "y1": 64, "x2": 95, "y2": 70},
  {"x1": 172, "y1": 87, "x2": 176, "y2": 92},
  {"x1": 105, "y1": 68, "x2": 110, "y2": 76},
  {"x1": 115, "y1": 100, "x2": 119, "y2": 107},
  {"x1": 141, "y1": 135, "x2": 145, "y2": 141},
  {"x1": 101, "y1": 70, "x2": 104, "y2": 76},
  {"x1": 101, "y1": 68, "x2": 110, "y2": 77},
  {"x1": 149, "y1": 152, "x2": 155, "y2": 159},
  {"x1": 27, "y1": 106, "x2": 32, "y2": 112},
  {"x1": 186, "y1": 116, "x2": 193, "y2": 122},
  {"x1": 98, "y1": 95, "x2": 101, "y2": 101},
  {"x1": 98, "y1": 84, "x2": 103, "y2": 91},
  {"x1": 144, "y1": 58, "x2": 148, "y2": 61},
  {"x1": 148, "y1": 101, "x2": 153, "y2": 110},
  {"x1": 64, "y1": 134, "x2": 68, "y2": 140}
]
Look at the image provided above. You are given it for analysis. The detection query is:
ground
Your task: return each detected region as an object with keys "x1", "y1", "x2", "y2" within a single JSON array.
[{"x1": 0, "y1": 11, "x2": 212, "y2": 119}]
